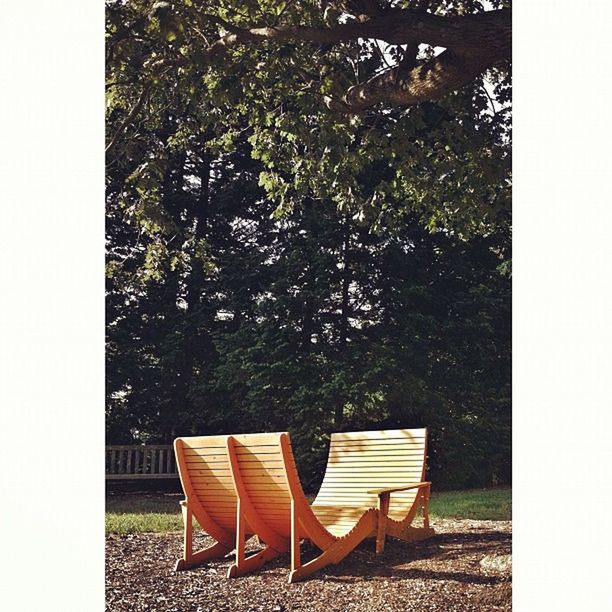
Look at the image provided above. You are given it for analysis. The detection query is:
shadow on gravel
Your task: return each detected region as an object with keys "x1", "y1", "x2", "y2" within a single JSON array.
[
  {"x1": 324, "y1": 567, "x2": 504, "y2": 586},
  {"x1": 350, "y1": 529, "x2": 510, "y2": 557},
  {"x1": 219, "y1": 528, "x2": 512, "y2": 585}
]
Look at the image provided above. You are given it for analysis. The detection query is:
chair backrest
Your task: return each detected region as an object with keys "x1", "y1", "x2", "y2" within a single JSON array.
[
  {"x1": 228, "y1": 432, "x2": 336, "y2": 551},
  {"x1": 174, "y1": 435, "x2": 237, "y2": 535},
  {"x1": 228, "y1": 432, "x2": 294, "y2": 538},
  {"x1": 312, "y1": 428, "x2": 428, "y2": 521}
]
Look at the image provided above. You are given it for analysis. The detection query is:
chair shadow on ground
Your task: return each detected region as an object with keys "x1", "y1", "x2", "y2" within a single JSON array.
[
  {"x1": 191, "y1": 528, "x2": 511, "y2": 587},
  {"x1": 320, "y1": 530, "x2": 511, "y2": 585}
]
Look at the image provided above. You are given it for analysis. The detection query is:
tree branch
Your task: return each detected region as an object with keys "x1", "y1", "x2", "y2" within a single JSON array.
[
  {"x1": 105, "y1": 57, "x2": 186, "y2": 155},
  {"x1": 334, "y1": 48, "x2": 499, "y2": 112},
  {"x1": 200, "y1": 8, "x2": 510, "y2": 60},
  {"x1": 106, "y1": 82, "x2": 152, "y2": 154}
]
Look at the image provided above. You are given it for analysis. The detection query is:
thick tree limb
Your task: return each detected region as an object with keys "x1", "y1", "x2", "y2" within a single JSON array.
[
  {"x1": 199, "y1": 8, "x2": 510, "y2": 112},
  {"x1": 335, "y1": 48, "x2": 499, "y2": 112},
  {"x1": 202, "y1": 9, "x2": 510, "y2": 59},
  {"x1": 397, "y1": 0, "x2": 438, "y2": 70}
]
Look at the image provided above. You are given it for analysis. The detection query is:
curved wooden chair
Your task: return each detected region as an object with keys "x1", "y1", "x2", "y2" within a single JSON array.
[
  {"x1": 173, "y1": 434, "x2": 241, "y2": 571},
  {"x1": 174, "y1": 433, "x2": 294, "y2": 576},
  {"x1": 226, "y1": 432, "x2": 378, "y2": 583},
  {"x1": 175, "y1": 428, "x2": 434, "y2": 582},
  {"x1": 312, "y1": 428, "x2": 434, "y2": 554}
]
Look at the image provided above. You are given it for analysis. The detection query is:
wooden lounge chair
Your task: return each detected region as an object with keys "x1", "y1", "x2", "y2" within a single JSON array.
[
  {"x1": 175, "y1": 428, "x2": 433, "y2": 581},
  {"x1": 173, "y1": 434, "x2": 243, "y2": 571},
  {"x1": 174, "y1": 433, "x2": 292, "y2": 575},
  {"x1": 311, "y1": 428, "x2": 434, "y2": 554},
  {"x1": 226, "y1": 432, "x2": 378, "y2": 583}
]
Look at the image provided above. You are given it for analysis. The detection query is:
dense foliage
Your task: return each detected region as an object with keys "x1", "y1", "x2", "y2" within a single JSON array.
[{"x1": 106, "y1": 0, "x2": 511, "y2": 490}]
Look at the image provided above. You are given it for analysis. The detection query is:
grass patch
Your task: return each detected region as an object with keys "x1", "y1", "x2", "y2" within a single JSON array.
[
  {"x1": 106, "y1": 487, "x2": 511, "y2": 535},
  {"x1": 106, "y1": 493, "x2": 184, "y2": 535},
  {"x1": 429, "y1": 487, "x2": 511, "y2": 521}
]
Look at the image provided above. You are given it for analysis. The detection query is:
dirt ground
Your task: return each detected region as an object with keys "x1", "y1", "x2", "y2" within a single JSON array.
[{"x1": 106, "y1": 519, "x2": 511, "y2": 611}]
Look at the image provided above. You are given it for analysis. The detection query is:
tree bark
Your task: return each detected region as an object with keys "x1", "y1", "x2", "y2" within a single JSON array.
[
  {"x1": 337, "y1": 48, "x2": 498, "y2": 112},
  {"x1": 204, "y1": 9, "x2": 510, "y2": 56}
]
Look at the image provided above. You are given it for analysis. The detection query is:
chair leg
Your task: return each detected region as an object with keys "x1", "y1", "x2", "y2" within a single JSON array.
[
  {"x1": 235, "y1": 500, "x2": 247, "y2": 569},
  {"x1": 382, "y1": 488, "x2": 435, "y2": 546},
  {"x1": 288, "y1": 533, "x2": 367, "y2": 583},
  {"x1": 288, "y1": 509, "x2": 377, "y2": 583},
  {"x1": 422, "y1": 488, "x2": 431, "y2": 529},
  {"x1": 290, "y1": 499, "x2": 301, "y2": 574},
  {"x1": 289, "y1": 543, "x2": 337, "y2": 583},
  {"x1": 227, "y1": 545, "x2": 285, "y2": 578},
  {"x1": 174, "y1": 502, "x2": 232, "y2": 570},
  {"x1": 226, "y1": 499, "x2": 287, "y2": 578},
  {"x1": 174, "y1": 502, "x2": 193, "y2": 570},
  {"x1": 387, "y1": 492, "x2": 435, "y2": 545},
  {"x1": 175, "y1": 541, "x2": 233, "y2": 571},
  {"x1": 376, "y1": 492, "x2": 390, "y2": 554}
]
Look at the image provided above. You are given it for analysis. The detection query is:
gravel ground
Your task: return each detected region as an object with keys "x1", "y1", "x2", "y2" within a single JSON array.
[{"x1": 106, "y1": 519, "x2": 511, "y2": 611}]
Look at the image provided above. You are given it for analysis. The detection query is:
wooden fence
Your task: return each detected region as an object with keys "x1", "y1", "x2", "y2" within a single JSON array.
[{"x1": 105, "y1": 445, "x2": 178, "y2": 480}]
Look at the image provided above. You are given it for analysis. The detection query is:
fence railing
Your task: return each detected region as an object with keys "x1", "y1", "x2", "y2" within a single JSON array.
[{"x1": 105, "y1": 445, "x2": 178, "y2": 480}]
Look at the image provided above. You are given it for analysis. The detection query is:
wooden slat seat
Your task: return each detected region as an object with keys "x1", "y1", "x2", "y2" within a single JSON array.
[
  {"x1": 311, "y1": 505, "x2": 374, "y2": 537},
  {"x1": 312, "y1": 428, "x2": 435, "y2": 552}
]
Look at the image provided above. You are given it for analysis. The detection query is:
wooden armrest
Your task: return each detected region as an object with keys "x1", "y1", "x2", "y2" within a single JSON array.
[{"x1": 367, "y1": 482, "x2": 431, "y2": 495}]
